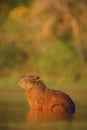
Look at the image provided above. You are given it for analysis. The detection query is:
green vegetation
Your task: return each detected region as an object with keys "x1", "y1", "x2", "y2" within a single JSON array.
[
  {"x1": 9, "y1": 0, "x2": 32, "y2": 8},
  {"x1": 8, "y1": 0, "x2": 33, "y2": 10},
  {"x1": 0, "y1": 0, "x2": 87, "y2": 89},
  {"x1": 33, "y1": 41, "x2": 78, "y2": 74},
  {"x1": 0, "y1": 43, "x2": 28, "y2": 76}
]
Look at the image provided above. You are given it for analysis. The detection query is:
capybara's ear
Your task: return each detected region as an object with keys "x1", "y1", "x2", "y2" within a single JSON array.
[{"x1": 35, "y1": 76, "x2": 40, "y2": 80}]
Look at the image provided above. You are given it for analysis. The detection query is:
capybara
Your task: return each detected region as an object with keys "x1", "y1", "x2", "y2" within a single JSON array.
[{"x1": 19, "y1": 75, "x2": 75, "y2": 113}]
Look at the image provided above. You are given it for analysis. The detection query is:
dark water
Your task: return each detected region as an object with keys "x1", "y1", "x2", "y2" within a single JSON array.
[{"x1": 0, "y1": 90, "x2": 87, "y2": 130}]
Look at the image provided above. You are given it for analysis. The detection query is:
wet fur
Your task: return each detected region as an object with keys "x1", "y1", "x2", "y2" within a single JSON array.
[{"x1": 19, "y1": 75, "x2": 75, "y2": 113}]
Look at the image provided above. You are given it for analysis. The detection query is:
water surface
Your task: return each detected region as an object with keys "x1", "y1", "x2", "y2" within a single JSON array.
[{"x1": 0, "y1": 89, "x2": 87, "y2": 130}]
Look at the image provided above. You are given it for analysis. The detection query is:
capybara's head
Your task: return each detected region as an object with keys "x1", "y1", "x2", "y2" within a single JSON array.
[{"x1": 19, "y1": 75, "x2": 46, "y2": 91}]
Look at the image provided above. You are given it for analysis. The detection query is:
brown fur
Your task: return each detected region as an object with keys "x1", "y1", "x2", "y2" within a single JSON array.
[{"x1": 19, "y1": 75, "x2": 75, "y2": 113}]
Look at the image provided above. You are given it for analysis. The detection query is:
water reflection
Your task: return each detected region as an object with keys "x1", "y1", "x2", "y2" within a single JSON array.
[
  {"x1": 27, "y1": 110, "x2": 73, "y2": 123},
  {"x1": 0, "y1": 90, "x2": 87, "y2": 130}
]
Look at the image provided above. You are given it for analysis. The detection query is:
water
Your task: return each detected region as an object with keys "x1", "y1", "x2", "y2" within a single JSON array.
[{"x1": 0, "y1": 89, "x2": 87, "y2": 130}]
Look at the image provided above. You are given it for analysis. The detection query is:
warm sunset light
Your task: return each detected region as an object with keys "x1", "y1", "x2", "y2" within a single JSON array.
[{"x1": 0, "y1": 0, "x2": 87, "y2": 130}]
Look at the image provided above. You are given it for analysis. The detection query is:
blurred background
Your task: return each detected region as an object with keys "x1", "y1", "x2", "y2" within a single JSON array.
[
  {"x1": 0, "y1": 0, "x2": 87, "y2": 89},
  {"x1": 0, "y1": 0, "x2": 87, "y2": 129}
]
